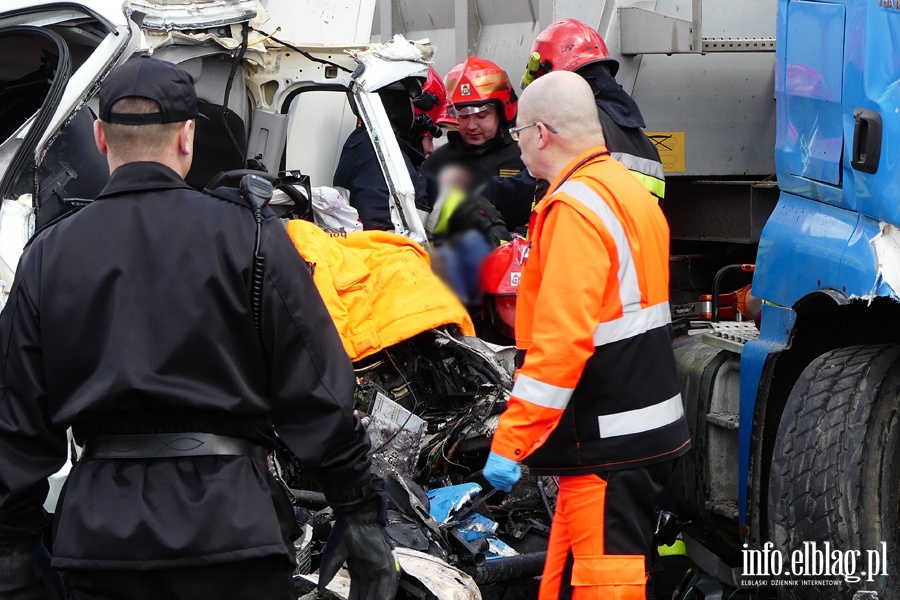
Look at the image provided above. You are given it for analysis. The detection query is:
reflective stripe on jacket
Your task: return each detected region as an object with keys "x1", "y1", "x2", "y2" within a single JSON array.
[
  {"x1": 490, "y1": 147, "x2": 690, "y2": 474},
  {"x1": 597, "y1": 109, "x2": 666, "y2": 203}
]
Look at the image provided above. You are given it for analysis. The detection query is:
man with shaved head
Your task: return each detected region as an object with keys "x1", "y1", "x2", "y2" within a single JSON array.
[{"x1": 483, "y1": 71, "x2": 690, "y2": 599}]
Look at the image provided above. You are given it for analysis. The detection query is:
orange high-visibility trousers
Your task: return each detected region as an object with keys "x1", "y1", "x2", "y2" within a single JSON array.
[{"x1": 539, "y1": 462, "x2": 674, "y2": 600}]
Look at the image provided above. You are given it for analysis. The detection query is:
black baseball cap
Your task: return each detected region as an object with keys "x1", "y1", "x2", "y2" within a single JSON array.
[{"x1": 99, "y1": 54, "x2": 198, "y2": 125}]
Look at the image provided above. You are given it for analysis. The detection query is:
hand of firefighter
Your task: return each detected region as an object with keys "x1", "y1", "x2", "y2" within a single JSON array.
[
  {"x1": 319, "y1": 480, "x2": 400, "y2": 600},
  {"x1": 0, "y1": 537, "x2": 66, "y2": 600},
  {"x1": 483, "y1": 450, "x2": 521, "y2": 492}
]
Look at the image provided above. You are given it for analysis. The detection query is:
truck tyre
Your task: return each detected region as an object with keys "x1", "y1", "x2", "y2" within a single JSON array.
[{"x1": 768, "y1": 345, "x2": 900, "y2": 599}]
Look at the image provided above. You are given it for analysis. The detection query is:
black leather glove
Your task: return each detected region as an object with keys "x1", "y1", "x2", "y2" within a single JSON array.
[
  {"x1": 319, "y1": 480, "x2": 399, "y2": 600},
  {"x1": 0, "y1": 538, "x2": 66, "y2": 600}
]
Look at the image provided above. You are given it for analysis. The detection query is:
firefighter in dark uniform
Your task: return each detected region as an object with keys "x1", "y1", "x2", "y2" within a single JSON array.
[
  {"x1": 333, "y1": 66, "x2": 446, "y2": 231},
  {"x1": 477, "y1": 18, "x2": 667, "y2": 236},
  {"x1": 0, "y1": 55, "x2": 397, "y2": 600},
  {"x1": 421, "y1": 57, "x2": 536, "y2": 230},
  {"x1": 519, "y1": 18, "x2": 666, "y2": 204}
]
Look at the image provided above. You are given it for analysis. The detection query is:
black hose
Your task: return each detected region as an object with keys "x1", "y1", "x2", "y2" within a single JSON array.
[
  {"x1": 223, "y1": 22, "x2": 250, "y2": 162},
  {"x1": 536, "y1": 478, "x2": 554, "y2": 521},
  {"x1": 462, "y1": 552, "x2": 547, "y2": 584},
  {"x1": 254, "y1": 29, "x2": 353, "y2": 74},
  {"x1": 276, "y1": 183, "x2": 311, "y2": 220},
  {"x1": 448, "y1": 529, "x2": 486, "y2": 567}
]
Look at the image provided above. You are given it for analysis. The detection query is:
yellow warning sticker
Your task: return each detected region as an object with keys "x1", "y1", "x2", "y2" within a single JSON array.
[{"x1": 645, "y1": 131, "x2": 685, "y2": 173}]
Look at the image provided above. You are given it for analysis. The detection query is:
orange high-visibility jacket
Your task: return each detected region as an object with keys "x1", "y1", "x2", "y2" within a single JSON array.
[
  {"x1": 286, "y1": 221, "x2": 475, "y2": 362},
  {"x1": 491, "y1": 147, "x2": 690, "y2": 474}
]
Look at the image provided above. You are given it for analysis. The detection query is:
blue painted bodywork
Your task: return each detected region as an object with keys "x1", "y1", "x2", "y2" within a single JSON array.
[
  {"x1": 739, "y1": 0, "x2": 900, "y2": 525},
  {"x1": 426, "y1": 483, "x2": 482, "y2": 524},
  {"x1": 426, "y1": 483, "x2": 515, "y2": 558}
]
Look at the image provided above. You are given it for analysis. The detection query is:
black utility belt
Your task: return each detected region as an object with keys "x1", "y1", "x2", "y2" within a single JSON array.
[{"x1": 80, "y1": 432, "x2": 266, "y2": 460}]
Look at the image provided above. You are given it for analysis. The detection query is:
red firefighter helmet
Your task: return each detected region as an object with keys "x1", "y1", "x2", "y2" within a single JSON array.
[
  {"x1": 411, "y1": 66, "x2": 448, "y2": 138},
  {"x1": 479, "y1": 236, "x2": 530, "y2": 339},
  {"x1": 524, "y1": 18, "x2": 618, "y2": 88},
  {"x1": 445, "y1": 56, "x2": 518, "y2": 124},
  {"x1": 436, "y1": 102, "x2": 458, "y2": 131}
]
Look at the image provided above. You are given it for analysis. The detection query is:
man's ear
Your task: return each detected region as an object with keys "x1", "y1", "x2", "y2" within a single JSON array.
[
  {"x1": 178, "y1": 119, "x2": 195, "y2": 156},
  {"x1": 93, "y1": 120, "x2": 109, "y2": 155},
  {"x1": 537, "y1": 122, "x2": 552, "y2": 150}
]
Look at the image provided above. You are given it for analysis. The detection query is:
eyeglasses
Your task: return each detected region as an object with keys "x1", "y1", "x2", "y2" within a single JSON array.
[{"x1": 509, "y1": 122, "x2": 557, "y2": 141}]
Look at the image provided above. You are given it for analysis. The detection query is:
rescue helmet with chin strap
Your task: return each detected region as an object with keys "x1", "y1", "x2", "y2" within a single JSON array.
[
  {"x1": 409, "y1": 65, "x2": 449, "y2": 138},
  {"x1": 445, "y1": 56, "x2": 518, "y2": 124},
  {"x1": 522, "y1": 18, "x2": 618, "y2": 89}
]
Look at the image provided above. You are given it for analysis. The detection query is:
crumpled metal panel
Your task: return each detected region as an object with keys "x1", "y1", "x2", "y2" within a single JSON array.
[
  {"x1": 871, "y1": 223, "x2": 900, "y2": 299},
  {"x1": 297, "y1": 548, "x2": 481, "y2": 600},
  {"x1": 393, "y1": 548, "x2": 481, "y2": 600},
  {"x1": 129, "y1": 0, "x2": 257, "y2": 30},
  {"x1": 433, "y1": 331, "x2": 515, "y2": 391},
  {"x1": 350, "y1": 34, "x2": 432, "y2": 93},
  {"x1": 367, "y1": 392, "x2": 428, "y2": 480},
  {"x1": 428, "y1": 483, "x2": 482, "y2": 524},
  {"x1": 1, "y1": 0, "x2": 128, "y2": 29}
]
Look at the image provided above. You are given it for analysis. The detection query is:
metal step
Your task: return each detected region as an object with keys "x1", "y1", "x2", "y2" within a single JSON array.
[
  {"x1": 704, "y1": 500, "x2": 739, "y2": 521},
  {"x1": 690, "y1": 321, "x2": 760, "y2": 354},
  {"x1": 706, "y1": 412, "x2": 739, "y2": 430}
]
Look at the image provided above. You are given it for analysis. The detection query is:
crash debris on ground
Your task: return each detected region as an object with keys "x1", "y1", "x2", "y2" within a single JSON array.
[{"x1": 275, "y1": 328, "x2": 551, "y2": 600}]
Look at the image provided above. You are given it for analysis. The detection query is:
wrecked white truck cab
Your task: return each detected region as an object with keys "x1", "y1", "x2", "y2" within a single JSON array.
[
  {"x1": 0, "y1": 0, "x2": 428, "y2": 308},
  {"x1": 0, "y1": 3, "x2": 548, "y2": 599}
]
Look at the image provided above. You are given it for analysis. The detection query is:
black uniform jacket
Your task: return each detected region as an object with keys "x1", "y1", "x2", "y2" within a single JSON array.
[
  {"x1": 422, "y1": 131, "x2": 533, "y2": 229},
  {"x1": 0, "y1": 162, "x2": 372, "y2": 570},
  {"x1": 333, "y1": 127, "x2": 429, "y2": 231}
]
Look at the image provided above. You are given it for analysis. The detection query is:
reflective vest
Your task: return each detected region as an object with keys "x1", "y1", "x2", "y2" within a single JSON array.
[
  {"x1": 490, "y1": 147, "x2": 690, "y2": 474},
  {"x1": 597, "y1": 110, "x2": 666, "y2": 203}
]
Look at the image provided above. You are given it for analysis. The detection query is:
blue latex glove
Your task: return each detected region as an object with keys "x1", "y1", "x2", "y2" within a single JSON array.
[{"x1": 483, "y1": 451, "x2": 522, "y2": 492}]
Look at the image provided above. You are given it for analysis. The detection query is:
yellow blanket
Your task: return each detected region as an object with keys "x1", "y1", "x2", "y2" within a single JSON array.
[{"x1": 286, "y1": 221, "x2": 475, "y2": 361}]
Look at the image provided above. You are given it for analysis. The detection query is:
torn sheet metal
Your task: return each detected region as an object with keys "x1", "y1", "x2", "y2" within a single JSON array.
[
  {"x1": 395, "y1": 548, "x2": 482, "y2": 599},
  {"x1": 367, "y1": 392, "x2": 428, "y2": 480},
  {"x1": 871, "y1": 222, "x2": 900, "y2": 298},
  {"x1": 298, "y1": 548, "x2": 481, "y2": 600},
  {"x1": 129, "y1": 0, "x2": 258, "y2": 31},
  {"x1": 351, "y1": 34, "x2": 431, "y2": 92},
  {"x1": 142, "y1": 7, "x2": 271, "y2": 53},
  {"x1": 456, "y1": 514, "x2": 518, "y2": 558},
  {"x1": 433, "y1": 330, "x2": 515, "y2": 390},
  {"x1": 428, "y1": 483, "x2": 483, "y2": 524},
  {"x1": 427, "y1": 485, "x2": 520, "y2": 560}
]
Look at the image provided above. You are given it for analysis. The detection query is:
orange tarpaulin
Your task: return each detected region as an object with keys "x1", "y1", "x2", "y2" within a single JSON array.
[{"x1": 286, "y1": 220, "x2": 475, "y2": 361}]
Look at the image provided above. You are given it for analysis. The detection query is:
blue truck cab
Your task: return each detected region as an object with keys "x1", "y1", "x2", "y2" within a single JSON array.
[{"x1": 676, "y1": 1, "x2": 899, "y2": 597}]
